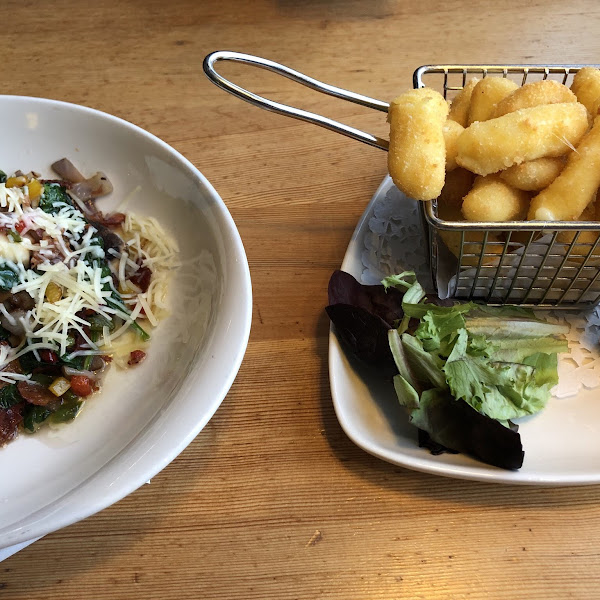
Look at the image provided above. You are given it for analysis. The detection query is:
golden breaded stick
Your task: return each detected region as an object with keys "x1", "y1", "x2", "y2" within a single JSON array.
[
  {"x1": 388, "y1": 88, "x2": 448, "y2": 201},
  {"x1": 494, "y1": 79, "x2": 577, "y2": 118},
  {"x1": 556, "y1": 195, "x2": 600, "y2": 264},
  {"x1": 438, "y1": 167, "x2": 474, "y2": 212},
  {"x1": 556, "y1": 195, "x2": 597, "y2": 243},
  {"x1": 571, "y1": 67, "x2": 600, "y2": 119},
  {"x1": 438, "y1": 228, "x2": 505, "y2": 264},
  {"x1": 437, "y1": 168, "x2": 488, "y2": 262},
  {"x1": 462, "y1": 175, "x2": 530, "y2": 222},
  {"x1": 448, "y1": 78, "x2": 479, "y2": 127},
  {"x1": 499, "y1": 157, "x2": 565, "y2": 191},
  {"x1": 528, "y1": 116, "x2": 600, "y2": 221},
  {"x1": 456, "y1": 103, "x2": 588, "y2": 176},
  {"x1": 468, "y1": 77, "x2": 518, "y2": 124},
  {"x1": 443, "y1": 119, "x2": 464, "y2": 171}
]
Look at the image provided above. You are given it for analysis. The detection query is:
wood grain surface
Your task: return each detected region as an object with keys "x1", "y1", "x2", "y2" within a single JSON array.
[{"x1": 2, "y1": 0, "x2": 600, "y2": 598}]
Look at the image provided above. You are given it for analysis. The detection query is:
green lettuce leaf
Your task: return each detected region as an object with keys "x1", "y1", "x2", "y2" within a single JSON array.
[
  {"x1": 443, "y1": 329, "x2": 554, "y2": 420},
  {"x1": 401, "y1": 333, "x2": 447, "y2": 390}
]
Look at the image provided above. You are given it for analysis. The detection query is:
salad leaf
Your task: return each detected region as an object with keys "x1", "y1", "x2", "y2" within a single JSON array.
[
  {"x1": 388, "y1": 329, "x2": 421, "y2": 391},
  {"x1": 328, "y1": 269, "x2": 404, "y2": 328},
  {"x1": 397, "y1": 385, "x2": 524, "y2": 470},
  {"x1": 400, "y1": 333, "x2": 447, "y2": 390},
  {"x1": 325, "y1": 303, "x2": 397, "y2": 374},
  {"x1": 444, "y1": 329, "x2": 545, "y2": 421},
  {"x1": 325, "y1": 270, "x2": 567, "y2": 470}
]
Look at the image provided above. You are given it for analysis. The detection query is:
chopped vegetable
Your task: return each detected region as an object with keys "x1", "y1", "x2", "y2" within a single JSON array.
[
  {"x1": 0, "y1": 161, "x2": 179, "y2": 447},
  {"x1": 39, "y1": 182, "x2": 72, "y2": 214},
  {"x1": 49, "y1": 377, "x2": 71, "y2": 397},
  {"x1": 50, "y1": 392, "x2": 83, "y2": 424},
  {"x1": 0, "y1": 260, "x2": 21, "y2": 291},
  {"x1": 69, "y1": 375, "x2": 93, "y2": 397},
  {"x1": 23, "y1": 404, "x2": 52, "y2": 432},
  {"x1": 0, "y1": 384, "x2": 23, "y2": 409}
]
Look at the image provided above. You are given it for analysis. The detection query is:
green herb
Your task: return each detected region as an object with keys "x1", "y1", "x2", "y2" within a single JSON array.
[
  {"x1": 7, "y1": 229, "x2": 21, "y2": 243},
  {"x1": 59, "y1": 353, "x2": 86, "y2": 370},
  {"x1": 50, "y1": 392, "x2": 83, "y2": 424},
  {"x1": 40, "y1": 183, "x2": 72, "y2": 215},
  {"x1": 0, "y1": 384, "x2": 22, "y2": 409},
  {"x1": 0, "y1": 260, "x2": 20, "y2": 291},
  {"x1": 90, "y1": 252, "x2": 150, "y2": 342},
  {"x1": 0, "y1": 170, "x2": 6, "y2": 183},
  {"x1": 18, "y1": 352, "x2": 43, "y2": 374},
  {"x1": 23, "y1": 404, "x2": 52, "y2": 432},
  {"x1": 30, "y1": 373, "x2": 54, "y2": 386}
]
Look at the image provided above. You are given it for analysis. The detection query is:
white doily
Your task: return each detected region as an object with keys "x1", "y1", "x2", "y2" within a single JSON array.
[{"x1": 360, "y1": 184, "x2": 600, "y2": 399}]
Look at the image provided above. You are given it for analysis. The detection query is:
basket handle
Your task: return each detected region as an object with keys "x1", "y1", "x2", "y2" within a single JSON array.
[{"x1": 203, "y1": 50, "x2": 390, "y2": 151}]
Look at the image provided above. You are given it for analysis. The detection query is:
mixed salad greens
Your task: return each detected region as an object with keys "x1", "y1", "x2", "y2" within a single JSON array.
[{"x1": 326, "y1": 270, "x2": 570, "y2": 470}]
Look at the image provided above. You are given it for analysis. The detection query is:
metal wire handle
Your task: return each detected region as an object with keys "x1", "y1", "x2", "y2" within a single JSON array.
[{"x1": 203, "y1": 50, "x2": 390, "y2": 150}]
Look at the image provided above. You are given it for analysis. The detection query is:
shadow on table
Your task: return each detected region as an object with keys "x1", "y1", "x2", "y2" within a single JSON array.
[{"x1": 315, "y1": 311, "x2": 600, "y2": 509}]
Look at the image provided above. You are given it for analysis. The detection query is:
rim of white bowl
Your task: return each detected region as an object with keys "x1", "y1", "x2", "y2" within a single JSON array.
[{"x1": 0, "y1": 96, "x2": 252, "y2": 549}]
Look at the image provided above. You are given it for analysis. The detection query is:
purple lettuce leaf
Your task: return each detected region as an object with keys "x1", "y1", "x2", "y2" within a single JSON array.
[
  {"x1": 325, "y1": 304, "x2": 397, "y2": 374},
  {"x1": 328, "y1": 270, "x2": 405, "y2": 328}
]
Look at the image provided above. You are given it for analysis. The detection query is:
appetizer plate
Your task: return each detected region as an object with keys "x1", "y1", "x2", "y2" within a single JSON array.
[
  {"x1": 0, "y1": 96, "x2": 252, "y2": 548},
  {"x1": 329, "y1": 176, "x2": 600, "y2": 485}
]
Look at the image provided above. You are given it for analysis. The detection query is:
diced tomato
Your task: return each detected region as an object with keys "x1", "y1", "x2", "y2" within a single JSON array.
[
  {"x1": 128, "y1": 350, "x2": 146, "y2": 367},
  {"x1": 69, "y1": 375, "x2": 93, "y2": 397},
  {"x1": 15, "y1": 221, "x2": 26, "y2": 234},
  {"x1": 39, "y1": 349, "x2": 58, "y2": 364}
]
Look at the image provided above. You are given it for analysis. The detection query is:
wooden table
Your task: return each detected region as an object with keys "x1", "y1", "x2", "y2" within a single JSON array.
[{"x1": 3, "y1": 1, "x2": 600, "y2": 597}]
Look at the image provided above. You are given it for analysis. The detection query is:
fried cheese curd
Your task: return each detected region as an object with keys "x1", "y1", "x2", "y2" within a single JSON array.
[
  {"x1": 387, "y1": 88, "x2": 448, "y2": 201},
  {"x1": 387, "y1": 68, "x2": 600, "y2": 260}
]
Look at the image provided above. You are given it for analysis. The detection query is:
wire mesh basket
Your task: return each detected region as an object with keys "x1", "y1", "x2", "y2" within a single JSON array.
[
  {"x1": 414, "y1": 65, "x2": 600, "y2": 309},
  {"x1": 203, "y1": 53, "x2": 600, "y2": 308}
]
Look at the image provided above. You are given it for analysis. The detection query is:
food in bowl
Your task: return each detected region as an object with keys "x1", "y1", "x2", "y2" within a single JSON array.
[{"x1": 0, "y1": 159, "x2": 180, "y2": 446}]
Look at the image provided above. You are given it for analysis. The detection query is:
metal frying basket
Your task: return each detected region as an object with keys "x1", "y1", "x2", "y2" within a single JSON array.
[
  {"x1": 414, "y1": 65, "x2": 600, "y2": 308},
  {"x1": 203, "y1": 53, "x2": 600, "y2": 308}
]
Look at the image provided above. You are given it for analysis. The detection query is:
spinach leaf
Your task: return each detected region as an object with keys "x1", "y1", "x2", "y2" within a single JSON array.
[
  {"x1": 59, "y1": 353, "x2": 86, "y2": 370},
  {"x1": 0, "y1": 260, "x2": 20, "y2": 291},
  {"x1": 0, "y1": 384, "x2": 22, "y2": 409},
  {"x1": 40, "y1": 183, "x2": 72, "y2": 215},
  {"x1": 50, "y1": 391, "x2": 83, "y2": 424},
  {"x1": 23, "y1": 404, "x2": 52, "y2": 432},
  {"x1": 18, "y1": 352, "x2": 43, "y2": 374}
]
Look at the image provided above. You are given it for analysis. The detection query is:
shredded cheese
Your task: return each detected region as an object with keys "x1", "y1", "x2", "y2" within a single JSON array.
[{"x1": 0, "y1": 180, "x2": 179, "y2": 378}]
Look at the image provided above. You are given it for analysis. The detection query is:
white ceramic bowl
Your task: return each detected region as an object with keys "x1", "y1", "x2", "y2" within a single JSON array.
[{"x1": 0, "y1": 96, "x2": 252, "y2": 549}]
